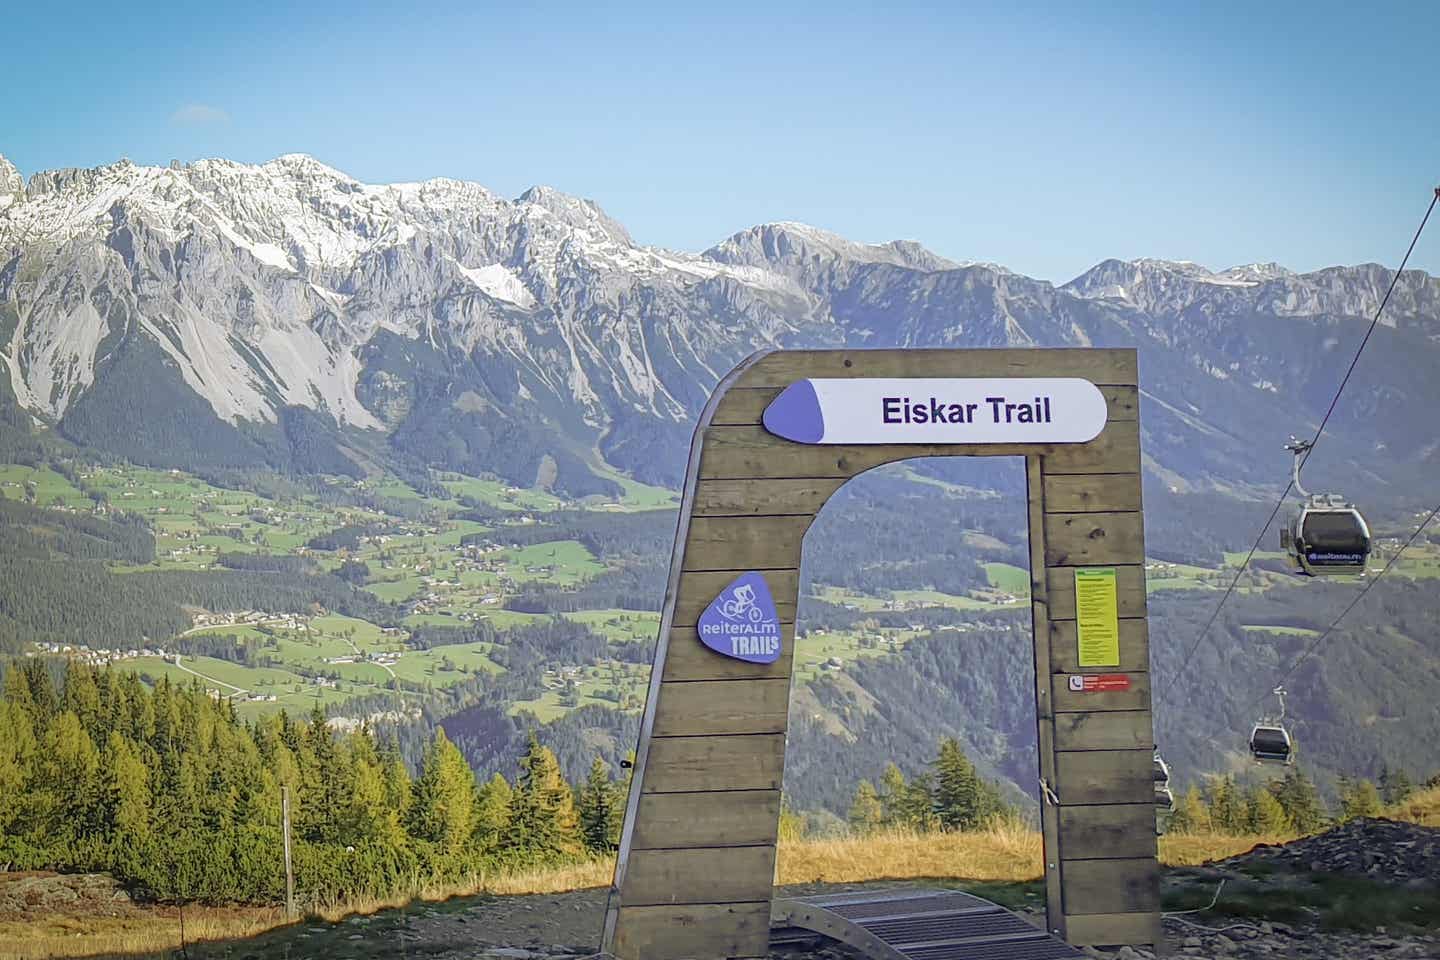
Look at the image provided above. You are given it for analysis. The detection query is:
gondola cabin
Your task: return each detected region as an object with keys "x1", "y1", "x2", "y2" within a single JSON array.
[
  {"x1": 1248, "y1": 724, "x2": 1293, "y2": 764},
  {"x1": 1280, "y1": 494, "x2": 1371, "y2": 576}
]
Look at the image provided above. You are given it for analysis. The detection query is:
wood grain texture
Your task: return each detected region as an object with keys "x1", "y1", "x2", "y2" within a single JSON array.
[
  {"x1": 611, "y1": 903, "x2": 771, "y2": 960},
  {"x1": 1048, "y1": 565, "x2": 1147, "y2": 620},
  {"x1": 1027, "y1": 456, "x2": 1066, "y2": 938},
  {"x1": 620, "y1": 845, "x2": 777, "y2": 906},
  {"x1": 1054, "y1": 749, "x2": 1155, "y2": 805},
  {"x1": 1061, "y1": 858, "x2": 1162, "y2": 915},
  {"x1": 691, "y1": 478, "x2": 844, "y2": 517},
  {"x1": 1054, "y1": 710, "x2": 1155, "y2": 752},
  {"x1": 1043, "y1": 474, "x2": 1143, "y2": 513},
  {"x1": 672, "y1": 570, "x2": 799, "y2": 625},
  {"x1": 652, "y1": 679, "x2": 792, "y2": 737},
  {"x1": 683, "y1": 515, "x2": 810, "y2": 571},
  {"x1": 642, "y1": 735, "x2": 786, "y2": 793},
  {"x1": 1044, "y1": 512, "x2": 1146, "y2": 567},
  {"x1": 661, "y1": 624, "x2": 796, "y2": 682},
  {"x1": 631, "y1": 790, "x2": 782, "y2": 849},
  {"x1": 1059, "y1": 804, "x2": 1162, "y2": 860},
  {"x1": 1042, "y1": 421, "x2": 1141, "y2": 476},
  {"x1": 1050, "y1": 620, "x2": 1151, "y2": 672},
  {"x1": 1051, "y1": 672, "x2": 1151, "y2": 713},
  {"x1": 1064, "y1": 912, "x2": 1164, "y2": 948},
  {"x1": 732, "y1": 348, "x2": 1139, "y2": 387}
]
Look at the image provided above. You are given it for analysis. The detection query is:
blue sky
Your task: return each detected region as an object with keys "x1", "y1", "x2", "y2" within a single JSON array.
[{"x1": 3, "y1": 1, "x2": 1436, "y2": 281}]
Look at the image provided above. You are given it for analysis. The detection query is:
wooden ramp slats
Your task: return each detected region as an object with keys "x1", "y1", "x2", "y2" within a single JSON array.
[{"x1": 772, "y1": 889, "x2": 1083, "y2": 960}]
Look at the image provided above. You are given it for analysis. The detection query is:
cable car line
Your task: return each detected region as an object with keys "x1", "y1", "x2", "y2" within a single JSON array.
[
  {"x1": 1195, "y1": 500, "x2": 1440, "y2": 753},
  {"x1": 1155, "y1": 188, "x2": 1438, "y2": 708}
]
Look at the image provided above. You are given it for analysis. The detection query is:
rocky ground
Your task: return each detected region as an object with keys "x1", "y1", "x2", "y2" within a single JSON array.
[{"x1": 5, "y1": 818, "x2": 1437, "y2": 959}]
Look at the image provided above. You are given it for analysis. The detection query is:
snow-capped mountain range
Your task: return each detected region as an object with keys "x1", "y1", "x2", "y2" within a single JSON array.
[{"x1": 2, "y1": 153, "x2": 1437, "y2": 501}]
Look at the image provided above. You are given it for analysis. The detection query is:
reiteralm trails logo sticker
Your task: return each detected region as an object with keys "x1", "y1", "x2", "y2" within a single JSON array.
[{"x1": 697, "y1": 572, "x2": 783, "y2": 664}]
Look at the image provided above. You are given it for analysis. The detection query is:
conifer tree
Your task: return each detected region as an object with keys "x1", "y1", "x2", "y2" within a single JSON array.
[
  {"x1": 473, "y1": 772, "x2": 513, "y2": 848},
  {"x1": 508, "y1": 735, "x2": 581, "y2": 861},
  {"x1": 578, "y1": 758, "x2": 620, "y2": 853},
  {"x1": 1205, "y1": 775, "x2": 1245, "y2": 834},
  {"x1": 1338, "y1": 777, "x2": 1383, "y2": 821},
  {"x1": 878, "y1": 763, "x2": 908, "y2": 828},
  {"x1": 0, "y1": 699, "x2": 37, "y2": 835},
  {"x1": 1268, "y1": 767, "x2": 1325, "y2": 833},
  {"x1": 1244, "y1": 783, "x2": 1290, "y2": 834},
  {"x1": 933, "y1": 737, "x2": 981, "y2": 830},
  {"x1": 899, "y1": 772, "x2": 938, "y2": 831},
  {"x1": 409, "y1": 727, "x2": 476, "y2": 855},
  {"x1": 1167, "y1": 786, "x2": 1209, "y2": 834},
  {"x1": 103, "y1": 730, "x2": 151, "y2": 839},
  {"x1": 847, "y1": 779, "x2": 883, "y2": 834},
  {"x1": 1379, "y1": 766, "x2": 1414, "y2": 806}
]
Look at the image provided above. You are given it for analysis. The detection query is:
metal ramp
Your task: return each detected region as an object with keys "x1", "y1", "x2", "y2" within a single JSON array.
[{"x1": 772, "y1": 888, "x2": 1084, "y2": 960}]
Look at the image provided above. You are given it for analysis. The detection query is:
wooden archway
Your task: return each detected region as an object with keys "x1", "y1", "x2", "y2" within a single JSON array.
[{"x1": 602, "y1": 348, "x2": 1161, "y2": 959}]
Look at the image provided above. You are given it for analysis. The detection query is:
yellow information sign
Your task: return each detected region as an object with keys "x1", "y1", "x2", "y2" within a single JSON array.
[{"x1": 1073, "y1": 567, "x2": 1120, "y2": 667}]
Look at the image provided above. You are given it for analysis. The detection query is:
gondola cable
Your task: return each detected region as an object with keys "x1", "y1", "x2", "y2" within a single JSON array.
[
  {"x1": 1156, "y1": 187, "x2": 1439, "y2": 708},
  {"x1": 1195, "y1": 500, "x2": 1440, "y2": 750}
]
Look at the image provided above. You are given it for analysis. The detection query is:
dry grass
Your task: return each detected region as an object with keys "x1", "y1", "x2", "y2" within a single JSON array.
[
  {"x1": 9, "y1": 806, "x2": 1436, "y2": 960},
  {"x1": 1391, "y1": 785, "x2": 1440, "y2": 827}
]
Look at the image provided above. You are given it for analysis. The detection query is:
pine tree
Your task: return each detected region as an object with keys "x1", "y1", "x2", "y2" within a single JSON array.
[
  {"x1": 899, "y1": 773, "x2": 938, "y2": 831},
  {"x1": 473, "y1": 772, "x2": 513, "y2": 848},
  {"x1": 0, "y1": 699, "x2": 37, "y2": 835},
  {"x1": 409, "y1": 727, "x2": 476, "y2": 855},
  {"x1": 1268, "y1": 767, "x2": 1325, "y2": 833},
  {"x1": 847, "y1": 780, "x2": 883, "y2": 835},
  {"x1": 578, "y1": 758, "x2": 620, "y2": 853},
  {"x1": 508, "y1": 735, "x2": 581, "y2": 861},
  {"x1": 1339, "y1": 777, "x2": 1383, "y2": 821},
  {"x1": 878, "y1": 763, "x2": 908, "y2": 828},
  {"x1": 1167, "y1": 786, "x2": 1209, "y2": 834},
  {"x1": 1244, "y1": 783, "x2": 1290, "y2": 834},
  {"x1": 103, "y1": 730, "x2": 151, "y2": 839},
  {"x1": 1379, "y1": 766, "x2": 1414, "y2": 806},
  {"x1": 933, "y1": 738, "x2": 981, "y2": 831},
  {"x1": 1205, "y1": 775, "x2": 1245, "y2": 834}
]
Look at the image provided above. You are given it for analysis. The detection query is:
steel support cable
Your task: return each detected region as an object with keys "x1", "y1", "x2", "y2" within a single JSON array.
[{"x1": 1156, "y1": 188, "x2": 1439, "y2": 707}]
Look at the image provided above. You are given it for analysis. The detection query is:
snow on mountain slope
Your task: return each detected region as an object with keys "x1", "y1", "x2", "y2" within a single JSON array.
[{"x1": 1, "y1": 151, "x2": 1438, "y2": 496}]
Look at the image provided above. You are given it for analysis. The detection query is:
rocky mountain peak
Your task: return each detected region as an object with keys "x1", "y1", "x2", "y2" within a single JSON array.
[{"x1": 516, "y1": 185, "x2": 632, "y2": 246}]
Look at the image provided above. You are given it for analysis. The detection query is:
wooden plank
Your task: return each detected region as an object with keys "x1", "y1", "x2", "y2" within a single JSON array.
[
  {"x1": 733, "y1": 348, "x2": 1139, "y2": 387},
  {"x1": 1042, "y1": 473, "x2": 1142, "y2": 513},
  {"x1": 1041, "y1": 420, "x2": 1141, "y2": 475},
  {"x1": 1048, "y1": 565, "x2": 1147, "y2": 620},
  {"x1": 673, "y1": 570, "x2": 800, "y2": 625},
  {"x1": 1059, "y1": 804, "x2": 1161, "y2": 860},
  {"x1": 691, "y1": 478, "x2": 844, "y2": 516},
  {"x1": 1062, "y1": 858, "x2": 1161, "y2": 915},
  {"x1": 683, "y1": 515, "x2": 810, "y2": 571},
  {"x1": 643, "y1": 734, "x2": 786, "y2": 793},
  {"x1": 1054, "y1": 711, "x2": 1155, "y2": 752},
  {"x1": 611, "y1": 902, "x2": 771, "y2": 959},
  {"x1": 1054, "y1": 749, "x2": 1154, "y2": 805},
  {"x1": 1064, "y1": 911, "x2": 1164, "y2": 948},
  {"x1": 620, "y1": 845, "x2": 776, "y2": 905},
  {"x1": 652, "y1": 679, "x2": 791, "y2": 736},
  {"x1": 1027, "y1": 456, "x2": 1066, "y2": 940},
  {"x1": 697, "y1": 425, "x2": 1096, "y2": 480},
  {"x1": 712, "y1": 383, "x2": 1138, "y2": 426},
  {"x1": 631, "y1": 790, "x2": 781, "y2": 849},
  {"x1": 1044, "y1": 511, "x2": 1145, "y2": 567},
  {"x1": 661, "y1": 623, "x2": 796, "y2": 681},
  {"x1": 1050, "y1": 620, "x2": 1151, "y2": 672},
  {"x1": 1051, "y1": 671, "x2": 1151, "y2": 713}
]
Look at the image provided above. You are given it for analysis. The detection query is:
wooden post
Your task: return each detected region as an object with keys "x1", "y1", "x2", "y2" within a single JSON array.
[
  {"x1": 282, "y1": 785, "x2": 296, "y2": 918},
  {"x1": 604, "y1": 348, "x2": 1161, "y2": 958}
]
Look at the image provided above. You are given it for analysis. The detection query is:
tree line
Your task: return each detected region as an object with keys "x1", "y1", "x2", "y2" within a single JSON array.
[
  {"x1": 1165, "y1": 765, "x2": 1427, "y2": 836},
  {"x1": 844, "y1": 737, "x2": 1015, "y2": 834},
  {"x1": 0, "y1": 660, "x2": 629, "y2": 906}
]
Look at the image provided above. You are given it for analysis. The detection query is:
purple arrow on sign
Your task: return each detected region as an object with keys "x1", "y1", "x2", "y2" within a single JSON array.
[
  {"x1": 696, "y1": 571, "x2": 783, "y2": 664},
  {"x1": 762, "y1": 379, "x2": 824, "y2": 443}
]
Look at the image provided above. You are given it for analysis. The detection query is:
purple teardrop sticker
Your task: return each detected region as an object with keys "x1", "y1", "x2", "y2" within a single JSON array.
[{"x1": 697, "y1": 572, "x2": 783, "y2": 664}]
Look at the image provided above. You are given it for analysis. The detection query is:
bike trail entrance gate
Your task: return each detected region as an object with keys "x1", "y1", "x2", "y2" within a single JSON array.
[{"x1": 601, "y1": 348, "x2": 1162, "y2": 959}]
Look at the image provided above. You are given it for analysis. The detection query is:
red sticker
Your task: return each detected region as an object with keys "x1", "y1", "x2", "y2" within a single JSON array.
[{"x1": 1067, "y1": 674, "x2": 1131, "y2": 692}]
